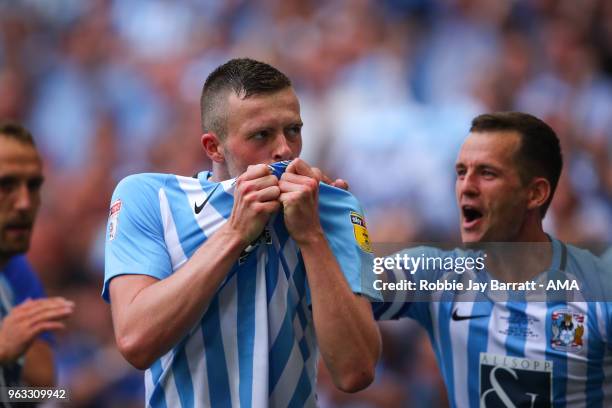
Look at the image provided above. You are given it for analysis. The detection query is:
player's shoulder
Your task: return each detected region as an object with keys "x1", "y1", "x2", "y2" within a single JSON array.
[
  {"x1": 601, "y1": 247, "x2": 612, "y2": 266},
  {"x1": 2, "y1": 255, "x2": 31, "y2": 284},
  {"x1": 319, "y1": 183, "x2": 362, "y2": 210},
  {"x1": 113, "y1": 172, "x2": 201, "y2": 201},
  {"x1": 559, "y1": 240, "x2": 612, "y2": 301},
  {"x1": 114, "y1": 172, "x2": 176, "y2": 192},
  {"x1": 2, "y1": 254, "x2": 29, "y2": 272},
  {"x1": 110, "y1": 173, "x2": 179, "y2": 218},
  {"x1": 1, "y1": 255, "x2": 43, "y2": 298},
  {"x1": 319, "y1": 183, "x2": 357, "y2": 199},
  {"x1": 563, "y1": 241, "x2": 607, "y2": 274}
]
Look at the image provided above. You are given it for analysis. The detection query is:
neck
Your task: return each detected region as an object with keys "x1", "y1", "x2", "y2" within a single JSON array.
[
  {"x1": 210, "y1": 162, "x2": 231, "y2": 183},
  {"x1": 0, "y1": 255, "x2": 9, "y2": 270},
  {"x1": 484, "y1": 215, "x2": 552, "y2": 283},
  {"x1": 485, "y1": 241, "x2": 552, "y2": 283},
  {"x1": 513, "y1": 211, "x2": 550, "y2": 243},
  {"x1": 484, "y1": 211, "x2": 552, "y2": 282}
]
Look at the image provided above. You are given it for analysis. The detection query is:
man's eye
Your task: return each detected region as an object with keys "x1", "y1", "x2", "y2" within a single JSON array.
[
  {"x1": 0, "y1": 178, "x2": 17, "y2": 193},
  {"x1": 456, "y1": 169, "x2": 466, "y2": 177},
  {"x1": 286, "y1": 125, "x2": 302, "y2": 137},
  {"x1": 252, "y1": 131, "x2": 269, "y2": 140},
  {"x1": 28, "y1": 178, "x2": 44, "y2": 192},
  {"x1": 482, "y1": 170, "x2": 496, "y2": 177}
]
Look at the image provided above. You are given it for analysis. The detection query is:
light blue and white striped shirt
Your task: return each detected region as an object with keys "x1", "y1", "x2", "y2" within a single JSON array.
[
  {"x1": 103, "y1": 164, "x2": 376, "y2": 408},
  {"x1": 374, "y1": 238, "x2": 612, "y2": 407}
]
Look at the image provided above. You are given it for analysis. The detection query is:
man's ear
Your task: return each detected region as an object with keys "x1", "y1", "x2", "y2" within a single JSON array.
[
  {"x1": 202, "y1": 133, "x2": 224, "y2": 163},
  {"x1": 527, "y1": 177, "x2": 551, "y2": 212}
]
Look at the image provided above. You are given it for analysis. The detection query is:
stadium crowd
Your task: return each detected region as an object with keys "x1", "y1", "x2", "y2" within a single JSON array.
[{"x1": 1, "y1": 0, "x2": 611, "y2": 406}]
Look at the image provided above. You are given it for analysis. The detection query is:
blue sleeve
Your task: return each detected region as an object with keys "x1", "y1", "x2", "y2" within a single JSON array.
[
  {"x1": 317, "y1": 184, "x2": 381, "y2": 301},
  {"x1": 102, "y1": 174, "x2": 173, "y2": 303},
  {"x1": 4, "y1": 256, "x2": 53, "y2": 344}
]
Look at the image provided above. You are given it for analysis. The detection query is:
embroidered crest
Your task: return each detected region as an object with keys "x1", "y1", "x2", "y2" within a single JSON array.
[{"x1": 551, "y1": 308, "x2": 585, "y2": 352}]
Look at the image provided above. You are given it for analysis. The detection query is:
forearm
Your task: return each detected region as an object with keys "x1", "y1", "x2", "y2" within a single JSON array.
[
  {"x1": 112, "y1": 224, "x2": 246, "y2": 368},
  {"x1": 22, "y1": 340, "x2": 55, "y2": 387},
  {"x1": 0, "y1": 342, "x2": 11, "y2": 365},
  {"x1": 300, "y1": 235, "x2": 381, "y2": 392}
]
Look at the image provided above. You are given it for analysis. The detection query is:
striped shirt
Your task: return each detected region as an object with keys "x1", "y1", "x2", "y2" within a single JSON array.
[
  {"x1": 103, "y1": 165, "x2": 376, "y2": 408},
  {"x1": 374, "y1": 238, "x2": 612, "y2": 407}
]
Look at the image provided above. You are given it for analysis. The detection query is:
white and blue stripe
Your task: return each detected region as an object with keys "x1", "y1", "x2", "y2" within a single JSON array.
[
  {"x1": 104, "y1": 169, "x2": 375, "y2": 407},
  {"x1": 375, "y1": 239, "x2": 612, "y2": 407}
]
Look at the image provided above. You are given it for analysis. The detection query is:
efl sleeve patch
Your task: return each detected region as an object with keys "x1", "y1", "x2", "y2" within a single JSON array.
[
  {"x1": 350, "y1": 211, "x2": 372, "y2": 253},
  {"x1": 108, "y1": 199, "x2": 122, "y2": 241}
]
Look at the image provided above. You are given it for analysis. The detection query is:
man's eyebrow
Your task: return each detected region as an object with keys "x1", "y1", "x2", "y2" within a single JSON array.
[
  {"x1": 0, "y1": 174, "x2": 44, "y2": 182},
  {"x1": 454, "y1": 162, "x2": 503, "y2": 171},
  {"x1": 477, "y1": 163, "x2": 499, "y2": 169},
  {"x1": 475, "y1": 163, "x2": 503, "y2": 172}
]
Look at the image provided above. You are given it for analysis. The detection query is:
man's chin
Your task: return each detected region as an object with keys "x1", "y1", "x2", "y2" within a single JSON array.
[
  {"x1": 0, "y1": 242, "x2": 30, "y2": 258},
  {"x1": 460, "y1": 229, "x2": 487, "y2": 245}
]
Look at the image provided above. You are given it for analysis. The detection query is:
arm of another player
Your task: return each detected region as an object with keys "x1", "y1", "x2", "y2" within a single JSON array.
[
  {"x1": 22, "y1": 339, "x2": 55, "y2": 387},
  {"x1": 279, "y1": 159, "x2": 381, "y2": 393},
  {"x1": 109, "y1": 165, "x2": 280, "y2": 370},
  {"x1": 0, "y1": 297, "x2": 73, "y2": 386}
]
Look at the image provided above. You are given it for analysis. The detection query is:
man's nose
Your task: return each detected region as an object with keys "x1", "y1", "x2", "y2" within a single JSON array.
[
  {"x1": 272, "y1": 135, "x2": 293, "y2": 161},
  {"x1": 458, "y1": 171, "x2": 479, "y2": 197},
  {"x1": 14, "y1": 184, "x2": 33, "y2": 211}
]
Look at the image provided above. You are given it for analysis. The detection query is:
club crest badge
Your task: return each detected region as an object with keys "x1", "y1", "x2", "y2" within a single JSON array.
[
  {"x1": 350, "y1": 211, "x2": 372, "y2": 253},
  {"x1": 551, "y1": 308, "x2": 585, "y2": 352}
]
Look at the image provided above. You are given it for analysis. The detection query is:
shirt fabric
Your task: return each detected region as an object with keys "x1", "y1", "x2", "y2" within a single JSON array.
[
  {"x1": 103, "y1": 162, "x2": 376, "y2": 408},
  {"x1": 374, "y1": 238, "x2": 612, "y2": 408}
]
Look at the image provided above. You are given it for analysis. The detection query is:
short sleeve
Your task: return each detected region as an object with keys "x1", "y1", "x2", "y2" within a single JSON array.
[
  {"x1": 317, "y1": 184, "x2": 381, "y2": 301},
  {"x1": 102, "y1": 174, "x2": 173, "y2": 302}
]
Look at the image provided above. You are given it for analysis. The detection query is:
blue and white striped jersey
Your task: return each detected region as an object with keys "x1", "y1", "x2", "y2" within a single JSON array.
[
  {"x1": 374, "y1": 238, "x2": 612, "y2": 408},
  {"x1": 103, "y1": 164, "x2": 376, "y2": 408}
]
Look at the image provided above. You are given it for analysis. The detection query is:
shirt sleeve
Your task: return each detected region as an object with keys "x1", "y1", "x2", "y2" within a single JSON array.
[
  {"x1": 316, "y1": 184, "x2": 381, "y2": 301},
  {"x1": 371, "y1": 246, "x2": 456, "y2": 322},
  {"x1": 102, "y1": 174, "x2": 173, "y2": 303}
]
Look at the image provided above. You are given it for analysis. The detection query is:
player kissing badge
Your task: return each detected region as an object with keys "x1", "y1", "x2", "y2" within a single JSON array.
[{"x1": 551, "y1": 308, "x2": 585, "y2": 352}]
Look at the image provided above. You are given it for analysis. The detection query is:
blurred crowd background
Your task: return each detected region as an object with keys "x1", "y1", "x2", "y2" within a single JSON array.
[{"x1": 1, "y1": 0, "x2": 611, "y2": 406}]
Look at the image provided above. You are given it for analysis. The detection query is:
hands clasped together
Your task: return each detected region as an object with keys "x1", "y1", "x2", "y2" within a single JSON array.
[{"x1": 226, "y1": 159, "x2": 346, "y2": 247}]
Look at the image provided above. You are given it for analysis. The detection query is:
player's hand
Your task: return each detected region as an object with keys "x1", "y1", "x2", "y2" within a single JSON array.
[
  {"x1": 311, "y1": 167, "x2": 349, "y2": 191},
  {"x1": 228, "y1": 164, "x2": 281, "y2": 246},
  {"x1": 279, "y1": 158, "x2": 324, "y2": 245},
  {"x1": 0, "y1": 297, "x2": 74, "y2": 364}
]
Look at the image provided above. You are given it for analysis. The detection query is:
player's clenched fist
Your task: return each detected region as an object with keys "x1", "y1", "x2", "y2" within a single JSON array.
[
  {"x1": 0, "y1": 297, "x2": 74, "y2": 364},
  {"x1": 227, "y1": 164, "x2": 281, "y2": 246},
  {"x1": 279, "y1": 159, "x2": 324, "y2": 245}
]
